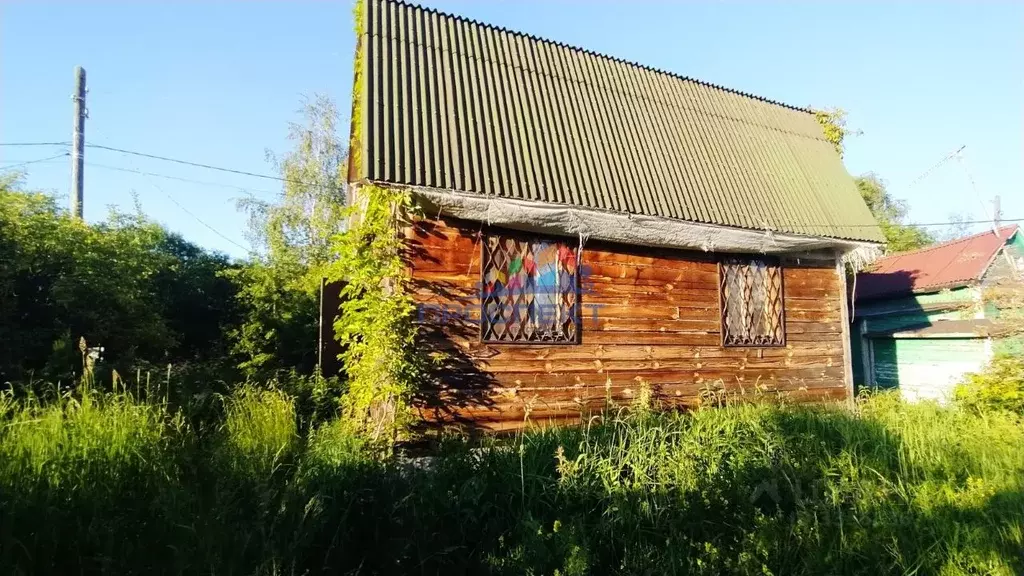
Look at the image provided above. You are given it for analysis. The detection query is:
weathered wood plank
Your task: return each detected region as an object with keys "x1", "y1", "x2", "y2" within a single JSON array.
[
  {"x1": 474, "y1": 356, "x2": 844, "y2": 374},
  {"x1": 577, "y1": 293, "x2": 721, "y2": 306},
  {"x1": 430, "y1": 365, "x2": 846, "y2": 387},
  {"x1": 403, "y1": 215, "x2": 851, "y2": 428},
  {"x1": 420, "y1": 384, "x2": 850, "y2": 430},
  {"x1": 439, "y1": 342, "x2": 844, "y2": 361},
  {"x1": 418, "y1": 384, "x2": 848, "y2": 425}
]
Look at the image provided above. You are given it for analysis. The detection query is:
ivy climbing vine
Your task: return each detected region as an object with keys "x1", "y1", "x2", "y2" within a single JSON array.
[
  {"x1": 328, "y1": 184, "x2": 423, "y2": 442},
  {"x1": 327, "y1": 0, "x2": 425, "y2": 443}
]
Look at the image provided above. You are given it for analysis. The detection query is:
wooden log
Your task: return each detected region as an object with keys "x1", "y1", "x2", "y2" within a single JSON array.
[
  {"x1": 441, "y1": 342, "x2": 843, "y2": 361},
  {"x1": 784, "y1": 321, "x2": 843, "y2": 333},
  {"x1": 580, "y1": 293, "x2": 721, "y2": 307},
  {"x1": 581, "y1": 263, "x2": 720, "y2": 285},
  {"x1": 475, "y1": 356, "x2": 844, "y2": 374},
  {"x1": 432, "y1": 365, "x2": 846, "y2": 388},
  {"x1": 591, "y1": 318, "x2": 720, "y2": 333},
  {"x1": 421, "y1": 384, "x2": 850, "y2": 429},
  {"x1": 421, "y1": 377, "x2": 848, "y2": 411}
]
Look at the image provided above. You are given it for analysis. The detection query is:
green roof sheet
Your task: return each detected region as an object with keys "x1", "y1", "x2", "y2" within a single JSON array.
[{"x1": 352, "y1": 0, "x2": 885, "y2": 243}]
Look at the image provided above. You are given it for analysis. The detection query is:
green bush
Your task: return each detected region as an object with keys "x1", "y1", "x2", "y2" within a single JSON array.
[
  {"x1": 0, "y1": 181, "x2": 240, "y2": 386},
  {"x1": 956, "y1": 353, "x2": 1024, "y2": 414},
  {"x1": 0, "y1": 180, "x2": 337, "y2": 425}
]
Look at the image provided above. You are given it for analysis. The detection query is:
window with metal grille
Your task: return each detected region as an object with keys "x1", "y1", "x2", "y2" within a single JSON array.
[
  {"x1": 719, "y1": 257, "x2": 785, "y2": 346},
  {"x1": 481, "y1": 233, "x2": 580, "y2": 343}
]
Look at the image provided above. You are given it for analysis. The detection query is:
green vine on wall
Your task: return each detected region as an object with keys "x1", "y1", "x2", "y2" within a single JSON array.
[
  {"x1": 329, "y1": 184, "x2": 422, "y2": 442},
  {"x1": 325, "y1": 0, "x2": 424, "y2": 443}
]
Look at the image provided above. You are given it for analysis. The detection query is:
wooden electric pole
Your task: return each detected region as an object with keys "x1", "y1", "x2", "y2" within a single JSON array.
[{"x1": 71, "y1": 66, "x2": 87, "y2": 219}]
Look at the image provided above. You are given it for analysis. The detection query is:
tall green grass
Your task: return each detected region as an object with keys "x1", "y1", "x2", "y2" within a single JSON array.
[
  {"x1": 1, "y1": 386, "x2": 1022, "y2": 575},
  {"x1": 0, "y1": 387, "x2": 188, "y2": 573}
]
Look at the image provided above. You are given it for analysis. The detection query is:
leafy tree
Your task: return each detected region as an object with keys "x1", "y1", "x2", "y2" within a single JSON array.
[
  {"x1": 229, "y1": 94, "x2": 348, "y2": 380},
  {"x1": 239, "y1": 94, "x2": 348, "y2": 272},
  {"x1": 225, "y1": 261, "x2": 320, "y2": 377},
  {"x1": 935, "y1": 212, "x2": 974, "y2": 242},
  {"x1": 855, "y1": 174, "x2": 934, "y2": 253},
  {"x1": 812, "y1": 107, "x2": 858, "y2": 158},
  {"x1": 0, "y1": 176, "x2": 239, "y2": 385}
]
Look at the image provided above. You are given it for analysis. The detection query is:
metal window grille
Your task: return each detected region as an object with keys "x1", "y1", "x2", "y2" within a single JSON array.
[
  {"x1": 719, "y1": 257, "x2": 785, "y2": 346},
  {"x1": 481, "y1": 234, "x2": 580, "y2": 343}
]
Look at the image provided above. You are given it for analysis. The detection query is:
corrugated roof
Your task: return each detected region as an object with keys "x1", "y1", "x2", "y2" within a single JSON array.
[
  {"x1": 352, "y1": 0, "x2": 884, "y2": 243},
  {"x1": 857, "y1": 225, "x2": 1020, "y2": 301}
]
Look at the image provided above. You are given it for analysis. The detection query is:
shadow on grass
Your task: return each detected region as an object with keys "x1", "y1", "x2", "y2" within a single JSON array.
[{"x1": 1, "y1": 396, "x2": 1022, "y2": 575}]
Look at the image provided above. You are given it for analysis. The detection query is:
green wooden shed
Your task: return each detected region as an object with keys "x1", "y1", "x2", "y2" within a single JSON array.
[{"x1": 853, "y1": 225, "x2": 1022, "y2": 401}]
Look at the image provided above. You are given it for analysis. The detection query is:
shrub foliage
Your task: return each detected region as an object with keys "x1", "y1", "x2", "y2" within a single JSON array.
[
  {"x1": 956, "y1": 353, "x2": 1024, "y2": 415},
  {"x1": 0, "y1": 178, "x2": 239, "y2": 385}
]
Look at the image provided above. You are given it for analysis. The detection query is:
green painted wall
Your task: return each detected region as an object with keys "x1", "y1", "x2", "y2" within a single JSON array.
[
  {"x1": 870, "y1": 337, "x2": 989, "y2": 401},
  {"x1": 994, "y1": 337, "x2": 1024, "y2": 357},
  {"x1": 857, "y1": 287, "x2": 974, "y2": 318},
  {"x1": 853, "y1": 286, "x2": 978, "y2": 388},
  {"x1": 863, "y1": 309, "x2": 970, "y2": 334},
  {"x1": 851, "y1": 327, "x2": 865, "y2": 384}
]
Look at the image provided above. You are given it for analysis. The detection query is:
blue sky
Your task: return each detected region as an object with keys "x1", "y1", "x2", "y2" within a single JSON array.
[{"x1": 3, "y1": 1, "x2": 1021, "y2": 259}]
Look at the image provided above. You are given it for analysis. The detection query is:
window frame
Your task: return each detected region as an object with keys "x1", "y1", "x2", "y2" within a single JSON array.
[
  {"x1": 717, "y1": 255, "x2": 787, "y2": 348},
  {"x1": 478, "y1": 228, "x2": 583, "y2": 346}
]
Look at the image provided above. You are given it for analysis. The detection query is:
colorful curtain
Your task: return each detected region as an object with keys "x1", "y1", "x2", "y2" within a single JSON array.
[{"x1": 482, "y1": 235, "x2": 579, "y2": 343}]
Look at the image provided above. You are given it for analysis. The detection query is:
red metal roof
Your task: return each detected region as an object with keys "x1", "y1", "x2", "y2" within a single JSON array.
[{"x1": 856, "y1": 225, "x2": 1019, "y2": 301}]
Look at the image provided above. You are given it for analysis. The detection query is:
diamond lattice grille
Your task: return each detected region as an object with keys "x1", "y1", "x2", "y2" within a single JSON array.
[
  {"x1": 720, "y1": 257, "x2": 785, "y2": 346},
  {"x1": 481, "y1": 234, "x2": 579, "y2": 343}
]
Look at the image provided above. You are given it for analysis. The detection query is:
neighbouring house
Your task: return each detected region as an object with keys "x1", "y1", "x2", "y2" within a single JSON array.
[
  {"x1": 342, "y1": 0, "x2": 885, "y2": 430},
  {"x1": 853, "y1": 225, "x2": 1023, "y2": 402}
]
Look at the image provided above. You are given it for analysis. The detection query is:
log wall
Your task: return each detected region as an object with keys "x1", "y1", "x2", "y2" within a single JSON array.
[{"x1": 406, "y1": 216, "x2": 848, "y2": 431}]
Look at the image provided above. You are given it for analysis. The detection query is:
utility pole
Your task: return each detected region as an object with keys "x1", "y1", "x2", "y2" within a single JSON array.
[
  {"x1": 993, "y1": 195, "x2": 1002, "y2": 229},
  {"x1": 70, "y1": 66, "x2": 86, "y2": 219}
]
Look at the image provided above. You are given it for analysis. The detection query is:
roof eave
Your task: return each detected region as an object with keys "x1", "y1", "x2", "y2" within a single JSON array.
[
  {"x1": 975, "y1": 227, "x2": 1019, "y2": 282},
  {"x1": 384, "y1": 183, "x2": 882, "y2": 257}
]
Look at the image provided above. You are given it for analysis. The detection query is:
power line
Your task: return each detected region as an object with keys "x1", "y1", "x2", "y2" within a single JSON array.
[
  {"x1": 84, "y1": 140, "x2": 253, "y2": 254},
  {"x1": 142, "y1": 177, "x2": 253, "y2": 255},
  {"x1": 0, "y1": 141, "x2": 70, "y2": 147},
  {"x1": 11, "y1": 140, "x2": 1017, "y2": 232},
  {"x1": 73, "y1": 159, "x2": 1024, "y2": 229},
  {"x1": 78, "y1": 123, "x2": 256, "y2": 254},
  {"x1": 163, "y1": 193, "x2": 252, "y2": 254},
  {"x1": 0, "y1": 153, "x2": 70, "y2": 171},
  {"x1": 84, "y1": 161, "x2": 279, "y2": 197},
  {"x1": 85, "y1": 143, "x2": 342, "y2": 190}
]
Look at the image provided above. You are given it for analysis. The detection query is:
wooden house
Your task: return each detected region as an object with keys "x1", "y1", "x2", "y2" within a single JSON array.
[
  {"x1": 344, "y1": 0, "x2": 885, "y2": 430},
  {"x1": 854, "y1": 225, "x2": 1023, "y2": 402}
]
